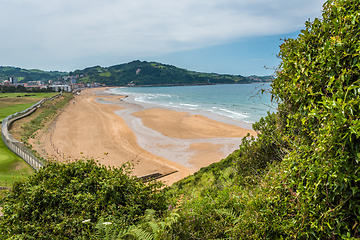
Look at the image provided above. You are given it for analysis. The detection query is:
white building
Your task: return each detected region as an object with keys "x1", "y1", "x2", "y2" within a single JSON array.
[{"x1": 49, "y1": 84, "x2": 72, "y2": 92}]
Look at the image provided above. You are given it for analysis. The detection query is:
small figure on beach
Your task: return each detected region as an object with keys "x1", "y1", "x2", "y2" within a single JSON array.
[{"x1": 73, "y1": 101, "x2": 75, "y2": 105}]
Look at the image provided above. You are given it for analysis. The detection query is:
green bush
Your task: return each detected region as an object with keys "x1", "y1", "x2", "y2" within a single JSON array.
[
  {"x1": 235, "y1": 112, "x2": 288, "y2": 186},
  {"x1": 174, "y1": 0, "x2": 360, "y2": 238},
  {"x1": 172, "y1": 153, "x2": 234, "y2": 194},
  {"x1": 3, "y1": 1, "x2": 360, "y2": 239},
  {"x1": 271, "y1": 0, "x2": 360, "y2": 237},
  {"x1": 227, "y1": 0, "x2": 360, "y2": 238},
  {"x1": 168, "y1": 186, "x2": 244, "y2": 240},
  {"x1": 0, "y1": 159, "x2": 166, "y2": 239}
]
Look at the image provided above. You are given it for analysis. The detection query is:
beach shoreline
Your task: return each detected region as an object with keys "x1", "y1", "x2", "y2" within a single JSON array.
[
  {"x1": 36, "y1": 87, "x2": 257, "y2": 185},
  {"x1": 106, "y1": 83, "x2": 273, "y2": 129}
]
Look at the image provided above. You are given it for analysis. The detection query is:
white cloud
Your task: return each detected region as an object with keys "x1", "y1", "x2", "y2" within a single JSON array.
[{"x1": 0, "y1": 0, "x2": 324, "y2": 69}]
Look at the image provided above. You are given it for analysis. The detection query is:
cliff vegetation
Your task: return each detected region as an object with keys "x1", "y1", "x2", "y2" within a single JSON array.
[{"x1": 1, "y1": 0, "x2": 359, "y2": 238}]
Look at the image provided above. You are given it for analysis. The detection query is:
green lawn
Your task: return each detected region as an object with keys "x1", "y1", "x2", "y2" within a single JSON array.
[
  {"x1": 0, "y1": 92, "x2": 58, "y2": 187},
  {"x1": 0, "y1": 92, "x2": 57, "y2": 122},
  {"x1": 0, "y1": 128, "x2": 34, "y2": 187},
  {"x1": 0, "y1": 103, "x2": 35, "y2": 122},
  {"x1": 0, "y1": 92, "x2": 57, "y2": 99}
]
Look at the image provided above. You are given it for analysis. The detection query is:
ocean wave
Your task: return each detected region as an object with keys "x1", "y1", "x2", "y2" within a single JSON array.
[
  {"x1": 109, "y1": 84, "x2": 272, "y2": 123},
  {"x1": 211, "y1": 107, "x2": 249, "y2": 118},
  {"x1": 219, "y1": 108, "x2": 249, "y2": 118},
  {"x1": 180, "y1": 103, "x2": 199, "y2": 107},
  {"x1": 157, "y1": 94, "x2": 172, "y2": 98}
]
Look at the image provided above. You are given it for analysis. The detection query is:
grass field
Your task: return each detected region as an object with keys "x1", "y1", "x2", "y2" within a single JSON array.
[
  {"x1": 0, "y1": 129, "x2": 34, "y2": 187},
  {"x1": 0, "y1": 92, "x2": 58, "y2": 122},
  {"x1": 0, "y1": 92, "x2": 58, "y2": 187},
  {"x1": 0, "y1": 92, "x2": 57, "y2": 99}
]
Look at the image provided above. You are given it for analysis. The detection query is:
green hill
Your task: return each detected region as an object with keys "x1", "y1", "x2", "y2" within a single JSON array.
[
  {"x1": 70, "y1": 60, "x2": 272, "y2": 86},
  {"x1": 0, "y1": 66, "x2": 67, "y2": 83},
  {"x1": 1, "y1": 62, "x2": 273, "y2": 87}
]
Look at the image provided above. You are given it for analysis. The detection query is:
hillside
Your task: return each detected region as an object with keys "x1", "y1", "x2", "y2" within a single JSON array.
[
  {"x1": 70, "y1": 60, "x2": 273, "y2": 86},
  {"x1": 0, "y1": 62, "x2": 273, "y2": 87},
  {"x1": 0, "y1": 67, "x2": 67, "y2": 83},
  {"x1": 2, "y1": 0, "x2": 358, "y2": 238}
]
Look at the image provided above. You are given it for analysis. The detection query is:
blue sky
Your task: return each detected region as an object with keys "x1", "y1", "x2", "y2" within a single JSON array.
[
  {"x1": 0, "y1": 0, "x2": 324, "y2": 76},
  {"x1": 155, "y1": 31, "x2": 302, "y2": 76}
]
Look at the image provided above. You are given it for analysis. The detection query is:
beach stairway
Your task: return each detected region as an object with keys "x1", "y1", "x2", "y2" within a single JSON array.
[{"x1": 138, "y1": 170, "x2": 178, "y2": 182}]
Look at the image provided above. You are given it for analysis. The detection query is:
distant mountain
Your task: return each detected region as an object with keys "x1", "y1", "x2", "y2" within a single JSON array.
[
  {"x1": 0, "y1": 66, "x2": 67, "y2": 83},
  {"x1": 0, "y1": 61, "x2": 273, "y2": 86},
  {"x1": 69, "y1": 60, "x2": 273, "y2": 86}
]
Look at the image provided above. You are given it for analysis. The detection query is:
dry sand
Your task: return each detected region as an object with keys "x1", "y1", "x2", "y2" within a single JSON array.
[
  {"x1": 37, "y1": 88, "x2": 256, "y2": 185},
  {"x1": 132, "y1": 108, "x2": 256, "y2": 139}
]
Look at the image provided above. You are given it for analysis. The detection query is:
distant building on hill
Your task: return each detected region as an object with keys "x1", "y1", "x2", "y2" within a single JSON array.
[
  {"x1": 127, "y1": 81, "x2": 135, "y2": 87},
  {"x1": 27, "y1": 81, "x2": 43, "y2": 86},
  {"x1": 1, "y1": 80, "x2": 13, "y2": 86},
  {"x1": 69, "y1": 76, "x2": 77, "y2": 84},
  {"x1": 25, "y1": 81, "x2": 46, "y2": 90},
  {"x1": 86, "y1": 83, "x2": 101, "y2": 88},
  {"x1": 49, "y1": 84, "x2": 72, "y2": 92},
  {"x1": 9, "y1": 76, "x2": 18, "y2": 83}
]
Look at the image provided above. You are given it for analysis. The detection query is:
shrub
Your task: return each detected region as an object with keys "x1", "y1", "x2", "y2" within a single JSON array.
[
  {"x1": 235, "y1": 112, "x2": 288, "y2": 186},
  {"x1": 169, "y1": 186, "x2": 244, "y2": 240},
  {"x1": 0, "y1": 159, "x2": 166, "y2": 239},
  {"x1": 229, "y1": 0, "x2": 360, "y2": 238}
]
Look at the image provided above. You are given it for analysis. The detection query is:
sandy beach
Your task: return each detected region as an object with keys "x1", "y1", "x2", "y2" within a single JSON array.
[{"x1": 36, "y1": 88, "x2": 257, "y2": 185}]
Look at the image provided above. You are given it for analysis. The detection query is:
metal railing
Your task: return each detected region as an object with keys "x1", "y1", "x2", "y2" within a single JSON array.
[
  {"x1": 1, "y1": 95, "x2": 60, "y2": 171},
  {"x1": 1, "y1": 93, "x2": 179, "y2": 181}
]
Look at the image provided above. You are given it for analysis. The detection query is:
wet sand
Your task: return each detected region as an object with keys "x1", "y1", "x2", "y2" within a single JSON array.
[{"x1": 37, "y1": 88, "x2": 256, "y2": 185}]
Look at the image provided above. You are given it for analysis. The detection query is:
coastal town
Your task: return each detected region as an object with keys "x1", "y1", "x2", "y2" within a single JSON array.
[{"x1": 0, "y1": 74, "x2": 104, "y2": 92}]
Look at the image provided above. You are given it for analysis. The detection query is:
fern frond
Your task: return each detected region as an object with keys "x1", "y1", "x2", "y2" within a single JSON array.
[
  {"x1": 215, "y1": 208, "x2": 238, "y2": 220},
  {"x1": 144, "y1": 209, "x2": 156, "y2": 221},
  {"x1": 128, "y1": 228, "x2": 153, "y2": 240},
  {"x1": 117, "y1": 225, "x2": 137, "y2": 238},
  {"x1": 96, "y1": 218, "x2": 105, "y2": 229},
  {"x1": 111, "y1": 230, "x2": 118, "y2": 240},
  {"x1": 157, "y1": 222, "x2": 166, "y2": 230},
  {"x1": 165, "y1": 212, "x2": 179, "y2": 227},
  {"x1": 147, "y1": 221, "x2": 159, "y2": 233}
]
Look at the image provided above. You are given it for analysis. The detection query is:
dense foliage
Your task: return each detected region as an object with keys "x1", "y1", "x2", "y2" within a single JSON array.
[
  {"x1": 70, "y1": 60, "x2": 271, "y2": 86},
  {"x1": 0, "y1": 159, "x2": 166, "y2": 239},
  {"x1": 1, "y1": 0, "x2": 359, "y2": 239},
  {"x1": 166, "y1": 0, "x2": 360, "y2": 238},
  {"x1": 266, "y1": 0, "x2": 360, "y2": 237},
  {"x1": 1, "y1": 85, "x2": 54, "y2": 93}
]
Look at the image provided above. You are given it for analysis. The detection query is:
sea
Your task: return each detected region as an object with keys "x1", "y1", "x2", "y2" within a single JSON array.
[{"x1": 108, "y1": 83, "x2": 276, "y2": 128}]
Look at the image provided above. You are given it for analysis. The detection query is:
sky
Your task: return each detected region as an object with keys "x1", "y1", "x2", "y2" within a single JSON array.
[{"x1": 0, "y1": 0, "x2": 325, "y2": 76}]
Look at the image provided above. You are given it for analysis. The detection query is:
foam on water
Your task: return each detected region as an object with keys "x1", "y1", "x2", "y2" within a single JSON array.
[{"x1": 108, "y1": 83, "x2": 275, "y2": 125}]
